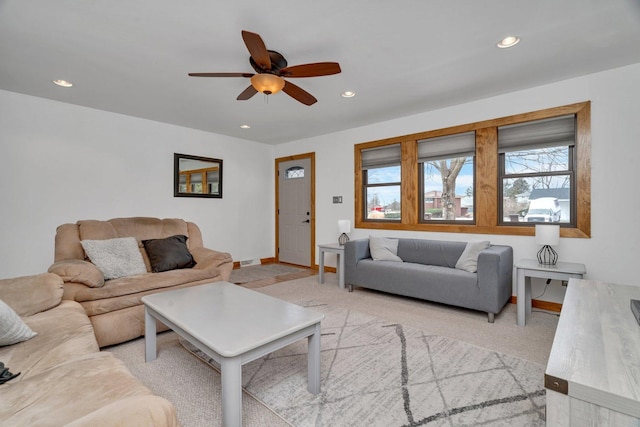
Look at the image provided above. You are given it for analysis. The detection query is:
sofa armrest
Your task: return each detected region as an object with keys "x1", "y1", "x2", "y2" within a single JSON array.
[
  {"x1": 190, "y1": 247, "x2": 232, "y2": 270},
  {"x1": 477, "y1": 245, "x2": 513, "y2": 312},
  {"x1": 48, "y1": 259, "x2": 105, "y2": 288},
  {"x1": 345, "y1": 239, "x2": 371, "y2": 284},
  {"x1": 0, "y1": 273, "x2": 64, "y2": 317}
]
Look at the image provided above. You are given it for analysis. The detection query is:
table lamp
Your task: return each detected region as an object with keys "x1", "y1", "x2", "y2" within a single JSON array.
[
  {"x1": 535, "y1": 224, "x2": 559, "y2": 265},
  {"x1": 338, "y1": 220, "x2": 351, "y2": 245}
]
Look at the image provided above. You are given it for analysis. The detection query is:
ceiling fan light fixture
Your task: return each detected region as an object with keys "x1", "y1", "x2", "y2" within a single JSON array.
[
  {"x1": 53, "y1": 79, "x2": 73, "y2": 87},
  {"x1": 250, "y1": 73, "x2": 285, "y2": 95},
  {"x1": 497, "y1": 36, "x2": 520, "y2": 48}
]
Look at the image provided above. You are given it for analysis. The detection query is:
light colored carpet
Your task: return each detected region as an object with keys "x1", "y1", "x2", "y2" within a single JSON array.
[
  {"x1": 109, "y1": 274, "x2": 558, "y2": 426},
  {"x1": 229, "y1": 264, "x2": 306, "y2": 284},
  {"x1": 182, "y1": 301, "x2": 546, "y2": 426}
]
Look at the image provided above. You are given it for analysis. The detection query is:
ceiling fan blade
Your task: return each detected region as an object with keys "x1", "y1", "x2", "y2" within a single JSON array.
[
  {"x1": 188, "y1": 72, "x2": 253, "y2": 78},
  {"x1": 241, "y1": 30, "x2": 271, "y2": 70},
  {"x1": 280, "y1": 62, "x2": 341, "y2": 78},
  {"x1": 282, "y1": 81, "x2": 317, "y2": 106},
  {"x1": 237, "y1": 85, "x2": 258, "y2": 100}
]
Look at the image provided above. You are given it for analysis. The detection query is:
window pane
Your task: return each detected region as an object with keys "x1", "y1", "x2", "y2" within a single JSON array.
[
  {"x1": 366, "y1": 165, "x2": 400, "y2": 184},
  {"x1": 366, "y1": 185, "x2": 401, "y2": 220},
  {"x1": 422, "y1": 157, "x2": 474, "y2": 221},
  {"x1": 504, "y1": 146, "x2": 569, "y2": 175},
  {"x1": 285, "y1": 166, "x2": 304, "y2": 179},
  {"x1": 502, "y1": 176, "x2": 571, "y2": 223}
]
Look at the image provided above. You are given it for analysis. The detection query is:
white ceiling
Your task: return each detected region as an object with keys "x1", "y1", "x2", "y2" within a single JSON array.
[{"x1": 1, "y1": 0, "x2": 639, "y2": 145}]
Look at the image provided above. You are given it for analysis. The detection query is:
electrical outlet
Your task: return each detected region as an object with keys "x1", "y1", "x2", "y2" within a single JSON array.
[{"x1": 333, "y1": 196, "x2": 343, "y2": 203}]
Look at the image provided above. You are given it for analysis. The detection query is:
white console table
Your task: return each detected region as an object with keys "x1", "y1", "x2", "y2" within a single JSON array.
[
  {"x1": 546, "y1": 279, "x2": 640, "y2": 425},
  {"x1": 317, "y1": 243, "x2": 345, "y2": 289},
  {"x1": 515, "y1": 259, "x2": 586, "y2": 326}
]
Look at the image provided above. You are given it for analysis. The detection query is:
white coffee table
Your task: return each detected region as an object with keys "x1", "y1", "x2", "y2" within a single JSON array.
[{"x1": 142, "y1": 282, "x2": 324, "y2": 427}]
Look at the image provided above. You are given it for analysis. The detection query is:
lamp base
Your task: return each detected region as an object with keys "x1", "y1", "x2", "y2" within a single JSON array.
[
  {"x1": 537, "y1": 245, "x2": 558, "y2": 265},
  {"x1": 338, "y1": 233, "x2": 350, "y2": 246}
]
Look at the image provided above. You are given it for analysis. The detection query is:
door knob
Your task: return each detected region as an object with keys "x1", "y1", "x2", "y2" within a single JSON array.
[{"x1": 302, "y1": 219, "x2": 310, "y2": 223}]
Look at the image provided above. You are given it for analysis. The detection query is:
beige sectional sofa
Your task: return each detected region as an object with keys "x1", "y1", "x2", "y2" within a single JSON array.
[
  {"x1": 48, "y1": 217, "x2": 233, "y2": 347},
  {"x1": 0, "y1": 273, "x2": 179, "y2": 426}
]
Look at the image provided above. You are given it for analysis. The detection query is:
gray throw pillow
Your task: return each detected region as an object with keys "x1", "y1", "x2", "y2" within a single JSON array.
[
  {"x1": 81, "y1": 237, "x2": 147, "y2": 280},
  {"x1": 142, "y1": 235, "x2": 196, "y2": 273},
  {"x1": 455, "y1": 240, "x2": 490, "y2": 273},
  {"x1": 369, "y1": 236, "x2": 403, "y2": 262},
  {"x1": 0, "y1": 299, "x2": 37, "y2": 346}
]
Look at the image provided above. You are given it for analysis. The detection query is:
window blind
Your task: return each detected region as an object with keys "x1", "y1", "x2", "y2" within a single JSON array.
[
  {"x1": 498, "y1": 115, "x2": 575, "y2": 153},
  {"x1": 361, "y1": 144, "x2": 401, "y2": 169},
  {"x1": 417, "y1": 132, "x2": 475, "y2": 162}
]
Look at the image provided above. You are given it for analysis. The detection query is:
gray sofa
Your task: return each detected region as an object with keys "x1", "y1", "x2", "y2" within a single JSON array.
[{"x1": 344, "y1": 238, "x2": 513, "y2": 322}]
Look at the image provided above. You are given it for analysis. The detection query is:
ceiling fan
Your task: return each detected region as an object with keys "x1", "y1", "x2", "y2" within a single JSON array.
[{"x1": 188, "y1": 30, "x2": 341, "y2": 106}]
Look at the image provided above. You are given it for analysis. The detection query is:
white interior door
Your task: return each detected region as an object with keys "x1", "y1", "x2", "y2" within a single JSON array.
[{"x1": 278, "y1": 158, "x2": 311, "y2": 266}]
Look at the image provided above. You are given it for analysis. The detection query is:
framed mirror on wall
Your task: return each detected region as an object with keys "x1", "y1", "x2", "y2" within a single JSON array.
[{"x1": 174, "y1": 153, "x2": 223, "y2": 198}]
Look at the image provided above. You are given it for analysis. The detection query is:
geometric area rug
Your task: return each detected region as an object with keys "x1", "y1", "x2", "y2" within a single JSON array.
[{"x1": 182, "y1": 301, "x2": 546, "y2": 426}]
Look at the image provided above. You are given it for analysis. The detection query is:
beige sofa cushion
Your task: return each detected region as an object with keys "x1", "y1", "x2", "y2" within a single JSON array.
[
  {"x1": 0, "y1": 300, "x2": 99, "y2": 381},
  {"x1": 0, "y1": 352, "x2": 169, "y2": 427}
]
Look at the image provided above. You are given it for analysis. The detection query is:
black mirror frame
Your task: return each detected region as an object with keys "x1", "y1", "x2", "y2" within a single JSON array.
[{"x1": 174, "y1": 153, "x2": 223, "y2": 198}]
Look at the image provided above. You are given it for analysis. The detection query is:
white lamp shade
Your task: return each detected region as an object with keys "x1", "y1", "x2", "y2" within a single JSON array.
[
  {"x1": 535, "y1": 224, "x2": 559, "y2": 246},
  {"x1": 338, "y1": 220, "x2": 351, "y2": 234}
]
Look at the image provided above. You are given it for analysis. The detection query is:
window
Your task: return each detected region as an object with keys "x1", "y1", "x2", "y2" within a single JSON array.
[
  {"x1": 419, "y1": 132, "x2": 475, "y2": 222},
  {"x1": 354, "y1": 102, "x2": 591, "y2": 238},
  {"x1": 361, "y1": 144, "x2": 401, "y2": 221},
  {"x1": 285, "y1": 166, "x2": 305, "y2": 179},
  {"x1": 499, "y1": 115, "x2": 575, "y2": 225}
]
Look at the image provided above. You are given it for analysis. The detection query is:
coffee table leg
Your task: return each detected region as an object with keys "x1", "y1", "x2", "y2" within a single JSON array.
[
  {"x1": 307, "y1": 322, "x2": 321, "y2": 394},
  {"x1": 221, "y1": 356, "x2": 242, "y2": 427},
  {"x1": 144, "y1": 306, "x2": 157, "y2": 362}
]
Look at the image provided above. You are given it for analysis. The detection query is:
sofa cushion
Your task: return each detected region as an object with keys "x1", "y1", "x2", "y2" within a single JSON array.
[
  {"x1": 455, "y1": 241, "x2": 491, "y2": 273},
  {"x1": 0, "y1": 299, "x2": 37, "y2": 346},
  {"x1": 0, "y1": 300, "x2": 99, "y2": 380},
  {"x1": 81, "y1": 237, "x2": 147, "y2": 280},
  {"x1": 142, "y1": 235, "x2": 195, "y2": 273},
  {"x1": 0, "y1": 352, "x2": 160, "y2": 427},
  {"x1": 397, "y1": 239, "x2": 467, "y2": 268},
  {"x1": 369, "y1": 236, "x2": 403, "y2": 262}
]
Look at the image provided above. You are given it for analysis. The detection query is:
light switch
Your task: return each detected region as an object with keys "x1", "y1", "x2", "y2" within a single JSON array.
[{"x1": 333, "y1": 196, "x2": 343, "y2": 203}]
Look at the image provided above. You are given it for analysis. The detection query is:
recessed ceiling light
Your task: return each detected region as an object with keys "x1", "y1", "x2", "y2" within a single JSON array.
[
  {"x1": 240, "y1": 124, "x2": 250, "y2": 129},
  {"x1": 53, "y1": 79, "x2": 73, "y2": 87},
  {"x1": 341, "y1": 91, "x2": 356, "y2": 98},
  {"x1": 497, "y1": 36, "x2": 520, "y2": 49}
]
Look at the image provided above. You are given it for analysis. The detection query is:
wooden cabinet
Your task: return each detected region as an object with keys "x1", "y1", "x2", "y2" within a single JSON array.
[{"x1": 545, "y1": 279, "x2": 640, "y2": 425}]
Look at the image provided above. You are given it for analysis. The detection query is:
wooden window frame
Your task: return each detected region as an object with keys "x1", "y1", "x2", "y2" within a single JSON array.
[{"x1": 354, "y1": 102, "x2": 591, "y2": 238}]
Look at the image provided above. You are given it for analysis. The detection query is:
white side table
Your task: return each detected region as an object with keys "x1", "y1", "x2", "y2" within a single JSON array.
[
  {"x1": 516, "y1": 259, "x2": 586, "y2": 326},
  {"x1": 318, "y1": 243, "x2": 345, "y2": 289}
]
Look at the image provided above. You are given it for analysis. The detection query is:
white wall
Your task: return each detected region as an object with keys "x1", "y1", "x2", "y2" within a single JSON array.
[
  {"x1": 0, "y1": 90, "x2": 274, "y2": 278},
  {"x1": 274, "y1": 63, "x2": 640, "y2": 303}
]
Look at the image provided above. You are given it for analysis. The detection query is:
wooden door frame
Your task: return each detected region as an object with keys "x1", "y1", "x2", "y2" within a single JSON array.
[{"x1": 275, "y1": 152, "x2": 316, "y2": 269}]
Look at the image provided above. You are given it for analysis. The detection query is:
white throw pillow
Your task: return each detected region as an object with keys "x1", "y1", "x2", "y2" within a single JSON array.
[
  {"x1": 81, "y1": 237, "x2": 147, "y2": 280},
  {"x1": 369, "y1": 236, "x2": 403, "y2": 262},
  {"x1": 455, "y1": 241, "x2": 490, "y2": 273},
  {"x1": 0, "y1": 299, "x2": 37, "y2": 346}
]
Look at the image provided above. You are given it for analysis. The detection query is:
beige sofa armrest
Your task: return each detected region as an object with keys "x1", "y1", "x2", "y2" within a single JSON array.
[
  {"x1": 0, "y1": 273, "x2": 64, "y2": 317},
  {"x1": 190, "y1": 247, "x2": 232, "y2": 270},
  {"x1": 48, "y1": 259, "x2": 105, "y2": 288}
]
